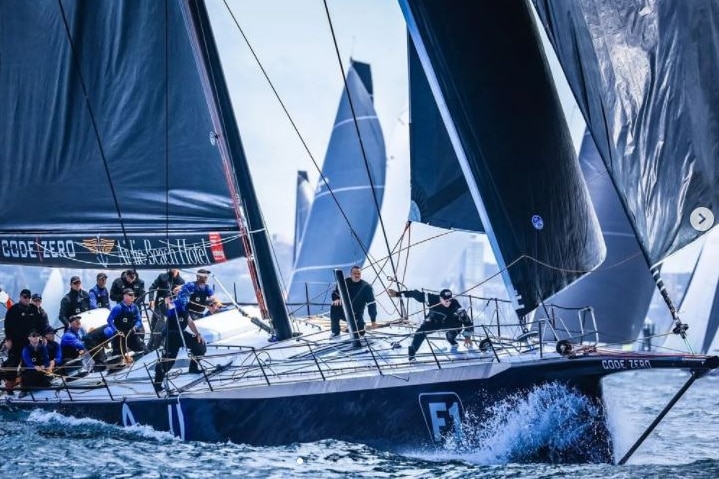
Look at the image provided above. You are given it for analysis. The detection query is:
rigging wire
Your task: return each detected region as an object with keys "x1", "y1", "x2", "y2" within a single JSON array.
[
  {"x1": 192, "y1": 0, "x2": 271, "y2": 319},
  {"x1": 219, "y1": 1, "x2": 367, "y2": 251},
  {"x1": 56, "y1": 0, "x2": 138, "y2": 272},
  {"x1": 322, "y1": 0, "x2": 405, "y2": 311},
  {"x1": 220, "y1": 0, "x2": 399, "y2": 307},
  {"x1": 163, "y1": 0, "x2": 171, "y2": 261}
]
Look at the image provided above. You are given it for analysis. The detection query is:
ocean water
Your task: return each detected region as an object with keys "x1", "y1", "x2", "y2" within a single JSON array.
[{"x1": 1, "y1": 370, "x2": 717, "y2": 478}]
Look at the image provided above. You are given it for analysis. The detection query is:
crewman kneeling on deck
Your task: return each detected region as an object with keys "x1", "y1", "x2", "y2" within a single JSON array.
[
  {"x1": 153, "y1": 298, "x2": 206, "y2": 393},
  {"x1": 20, "y1": 330, "x2": 51, "y2": 395}
]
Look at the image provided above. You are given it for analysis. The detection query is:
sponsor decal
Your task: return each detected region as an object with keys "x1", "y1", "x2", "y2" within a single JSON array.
[
  {"x1": 419, "y1": 392, "x2": 464, "y2": 443},
  {"x1": 82, "y1": 237, "x2": 116, "y2": 254},
  {"x1": 1, "y1": 233, "x2": 239, "y2": 267},
  {"x1": 209, "y1": 232, "x2": 227, "y2": 262}
]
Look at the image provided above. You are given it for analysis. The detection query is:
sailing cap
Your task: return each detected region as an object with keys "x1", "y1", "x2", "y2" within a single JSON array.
[
  {"x1": 439, "y1": 289, "x2": 453, "y2": 300},
  {"x1": 31, "y1": 293, "x2": 42, "y2": 300},
  {"x1": 70, "y1": 276, "x2": 81, "y2": 284},
  {"x1": 97, "y1": 272, "x2": 108, "y2": 280},
  {"x1": 20, "y1": 288, "x2": 32, "y2": 297}
]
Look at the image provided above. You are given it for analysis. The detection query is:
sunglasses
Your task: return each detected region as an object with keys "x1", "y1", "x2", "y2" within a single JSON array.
[
  {"x1": 21, "y1": 295, "x2": 31, "y2": 299},
  {"x1": 72, "y1": 281, "x2": 81, "y2": 285},
  {"x1": 32, "y1": 298, "x2": 42, "y2": 302}
]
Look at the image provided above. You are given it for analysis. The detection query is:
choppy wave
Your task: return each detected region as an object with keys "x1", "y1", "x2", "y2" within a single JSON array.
[
  {"x1": 401, "y1": 383, "x2": 611, "y2": 465},
  {"x1": 1, "y1": 370, "x2": 718, "y2": 478}
]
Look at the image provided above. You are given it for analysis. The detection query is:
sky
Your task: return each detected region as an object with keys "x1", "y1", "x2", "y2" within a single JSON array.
[
  {"x1": 206, "y1": 0, "x2": 408, "y2": 243},
  {"x1": 204, "y1": 0, "x2": 708, "y2": 275}
]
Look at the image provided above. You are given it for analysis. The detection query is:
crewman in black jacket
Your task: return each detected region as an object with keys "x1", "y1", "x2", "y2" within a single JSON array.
[{"x1": 388, "y1": 287, "x2": 473, "y2": 360}]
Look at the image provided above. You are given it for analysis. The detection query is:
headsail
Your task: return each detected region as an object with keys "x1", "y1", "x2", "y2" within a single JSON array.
[
  {"x1": 293, "y1": 170, "x2": 313, "y2": 263},
  {"x1": 545, "y1": 130, "x2": 656, "y2": 343},
  {"x1": 400, "y1": 0, "x2": 605, "y2": 316},
  {"x1": 0, "y1": 0, "x2": 247, "y2": 269},
  {"x1": 287, "y1": 60, "x2": 386, "y2": 314},
  {"x1": 533, "y1": 0, "x2": 719, "y2": 266},
  {"x1": 408, "y1": 39, "x2": 481, "y2": 231}
]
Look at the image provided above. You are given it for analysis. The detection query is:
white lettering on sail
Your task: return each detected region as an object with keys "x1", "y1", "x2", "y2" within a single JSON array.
[
  {"x1": 0, "y1": 239, "x2": 75, "y2": 259},
  {"x1": 116, "y1": 238, "x2": 212, "y2": 267}
]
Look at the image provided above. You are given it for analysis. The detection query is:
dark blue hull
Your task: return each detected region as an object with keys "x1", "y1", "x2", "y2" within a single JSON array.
[{"x1": 6, "y1": 353, "x2": 715, "y2": 463}]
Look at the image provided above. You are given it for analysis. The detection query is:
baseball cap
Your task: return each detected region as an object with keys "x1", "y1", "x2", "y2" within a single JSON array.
[{"x1": 439, "y1": 289, "x2": 453, "y2": 300}]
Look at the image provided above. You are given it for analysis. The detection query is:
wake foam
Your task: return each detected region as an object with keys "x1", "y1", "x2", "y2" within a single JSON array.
[
  {"x1": 26, "y1": 409, "x2": 176, "y2": 442},
  {"x1": 424, "y1": 382, "x2": 612, "y2": 464}
]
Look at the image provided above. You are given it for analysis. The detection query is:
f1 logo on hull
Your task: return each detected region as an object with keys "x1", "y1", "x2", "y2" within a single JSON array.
[{"x1": 418, "y1": 392, "x2": 464, "y2": 444}]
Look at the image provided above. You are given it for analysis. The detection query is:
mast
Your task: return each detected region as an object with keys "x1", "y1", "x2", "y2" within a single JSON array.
[{"x1": 186, "y1": 0, "x2": 292, "y2": 340}]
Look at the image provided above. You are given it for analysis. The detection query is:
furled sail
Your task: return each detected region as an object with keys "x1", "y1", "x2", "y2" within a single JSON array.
[
  {"x1": 287, "y1": 60, "x2": 386, "y2": 313},
  {"x1": 533, "y1": 0, "x2": 719, "y2": 266},
  {"x1": 294, "y1": 170, "x2": 313, "y2": 263},
  {"x1": 400, "y1": 0, "x2": 605, "y2": 316},
  {"x1": 0, "y1": 0, "x2": 249, "y2": 269}
]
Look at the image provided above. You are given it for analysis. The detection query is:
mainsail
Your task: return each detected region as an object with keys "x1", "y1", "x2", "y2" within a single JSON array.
[
  {"x1": 400, "y1": 0, "x2": 605, "y2": 317},
  {"x1": 0, "y1": 1, "x2": 248, "y2": 269},
  {"x1": 533, "y1": 0, "x2": 719, "y2": 267},
  {"x1": 287, "y1": 60, "x2": 386, "y2": 314},
  {"x1": 0, "y1": 0, "x2": 291, "y2": 337}
]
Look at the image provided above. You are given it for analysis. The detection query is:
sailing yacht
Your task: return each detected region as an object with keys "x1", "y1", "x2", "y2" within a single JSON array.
[
  {"x1": 1, "y1": 0, "x2": 718, "y2": 464},
  {"x1": 287, "y1": 60, "x2": 387, "y2": 316}
]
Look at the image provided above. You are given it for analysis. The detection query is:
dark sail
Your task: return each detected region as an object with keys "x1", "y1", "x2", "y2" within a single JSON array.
[
  {"x1": 408, "y1": 38, "x2": 482, "y2": 231},
  {"x1": 294, "y1": 170, "x2": 313, "y2": 263},
  {"x1": 533, "y1": 0, "x2": 719, "y2": 266},
  {"x1": 545, "y1": 130, "x2": 655, "y2": 343},
  {"x1": 287, "y1": 61, "x2": 386, "y2": 313},
  {"x1": 663, "y1": 229, "x2": 719, "y2": 354},
  {"x1": 0, "y1": 0, "x2": 247, "y2": 269},
  {"x1": 400, "y1": 0, "x2": 605, "y2": 316}
]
